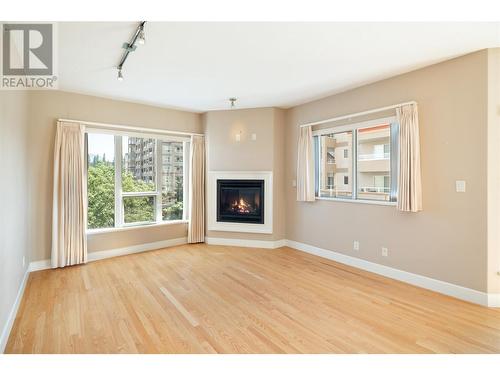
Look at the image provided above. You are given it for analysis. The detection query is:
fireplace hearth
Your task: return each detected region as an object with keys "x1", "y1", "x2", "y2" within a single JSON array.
[{"x1": 217, "y1": 179, "x2": 264, "y2": 224}]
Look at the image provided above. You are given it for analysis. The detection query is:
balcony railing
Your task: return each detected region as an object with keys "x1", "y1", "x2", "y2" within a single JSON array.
[
  {"x1": 358, "y1": 152, "x2": 390, "y2": 161},
  {"x1": 359, "y1": 186, "x2": 390, "y2": 193}
]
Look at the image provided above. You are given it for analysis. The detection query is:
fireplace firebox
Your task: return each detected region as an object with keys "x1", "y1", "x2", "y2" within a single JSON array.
[{"x1": 217, "y1": 179, "x2": 264, "y2": 224}]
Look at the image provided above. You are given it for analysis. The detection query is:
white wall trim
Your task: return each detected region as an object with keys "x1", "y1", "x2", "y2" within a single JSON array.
[
  {"x1": 29, "y1": 259, "x2": 51, "y2": 272},
  {"x1": 1, "y1": 268, "x2": 29, "y2": 353},
  {"x1": 488, "y1": 293, "x2": 500, "y2": 308},
  {"x1": 87, "y1": 237, "x2": 188, "y2": 262},
  {"x1": 206, "y1": 237, "x2": 286, "y2": 249},
  {"x1": 28, "y1": 237, "x2": 188, "y2": 272},
  {"x1": 285, "y1": 239, "x2": 493, "y2": 307}
]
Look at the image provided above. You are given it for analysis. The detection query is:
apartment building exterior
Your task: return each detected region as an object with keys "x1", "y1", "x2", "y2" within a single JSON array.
[
  {"x1": 319, "y1": 131, "x2": 353, "y2": 197},
  {"x1": 160, "y1": 141, "x2": 184, "y2": 204},
  {"x1": 126, "y1": 137, "x2": 156, "y2": 183},
  {"x1": 125, "y1": 137, "x2": 184, "y2": 206}
]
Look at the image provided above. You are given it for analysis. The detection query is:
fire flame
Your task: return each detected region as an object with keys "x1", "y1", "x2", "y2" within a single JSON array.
[{"x1": 231, "y1": 198, "x2": 252, "y2": 213}]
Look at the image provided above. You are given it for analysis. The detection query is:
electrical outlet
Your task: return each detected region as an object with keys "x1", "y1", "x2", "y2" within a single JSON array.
[
  {"x1": 382, "y1": 247, "x2": 389, "y2": 257},
  {"x1": 353, "y1": 241, "x2": 360, "y2": 251},
  {"x1": 22, "y1": 256, "x2": 26, "y2": 268}
]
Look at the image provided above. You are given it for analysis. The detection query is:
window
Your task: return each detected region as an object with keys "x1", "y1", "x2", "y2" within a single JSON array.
[
  {"x1": 123, "y1": 196, "x2": 155, "y2": 224},
  {"x1": 314, "y1": 117, "x2": 398, "y2": 203},
  {"x1": 87, "y1": 133, "x2": 115, "y2": 229},
  {"x1": 357, "y1": 124, "x2": 393, "y2": 201},
  {"x1": 317, "y1": 130, "x2": 353, "y2": 198},
  {"x1": 161, "y1": 141, "x2": 184, "y2": 221},
  {"x1": 86, "y1": 132, "x2": 189, "y2": 230},
  {"x1": 327, "y1": 174, "x2": 334, "y2": 189}
]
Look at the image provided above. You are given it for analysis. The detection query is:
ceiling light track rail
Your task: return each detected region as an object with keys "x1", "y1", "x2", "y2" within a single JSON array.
[{"x1": 116, "y1": 21, "x2": 146, "y2": 80}]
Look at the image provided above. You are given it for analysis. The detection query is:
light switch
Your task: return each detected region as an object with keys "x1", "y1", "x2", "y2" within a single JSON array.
[
  {"x1": 292, "y1": 180, "x2": 297, "y2": 187},
  {"x1": 251, "y1": 133, "x2": 257, "y2": 141},
  {"x1": 456, "y1": 180, "x2": 466, "y2": 193}
]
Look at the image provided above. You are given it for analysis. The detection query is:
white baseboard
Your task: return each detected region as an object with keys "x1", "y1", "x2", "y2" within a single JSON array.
[
  {"x1": 488, "y1": 293, "x2": 500, "y2": 308},
  {"x1": 285, "y1": 239, "x2": 493, "y2": 307},
  {"x1": 0, "y1": 268, "x2": 29, "y2": 353},
  {"x1": 88, "y1": 237, "x2": 188, "y2": 262},
  {"x1": 28, "y1": 237, "x2": 188, "y2": 272},
  {"x1": 205, "y1": 237, "x2": 286, "y2": 249},
  {"x1": 29, "y1": 259, "x2": 51, "y2": 272}
]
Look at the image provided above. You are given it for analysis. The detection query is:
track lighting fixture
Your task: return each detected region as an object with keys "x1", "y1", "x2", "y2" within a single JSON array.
[
  {"x1": 138, "y1": 29, "x2": 146, "y2": 45},
  {"x1": 116, "y1": 21, "x2": 146, "y2": 81}
]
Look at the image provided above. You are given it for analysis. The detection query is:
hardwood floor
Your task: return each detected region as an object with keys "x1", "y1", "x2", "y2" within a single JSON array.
[{"x1": 5, "y1": 244, "x2": 500, "y2": 353}]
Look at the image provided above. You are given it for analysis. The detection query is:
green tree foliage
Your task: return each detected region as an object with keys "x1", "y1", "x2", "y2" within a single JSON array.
[
  {"x1": 122, "y1": 171, "x2": 155, "y2": 193},
  {"x1": 123, "y1": 195, "x2": 154, "y2": 223},
  {"x1": 162, "y1": 201, "x2": 183, "y2": 220},
  {"x1": 161, "y1": 175, "x2": 183, "y2": 220},
  {"x1": 87, "y1": 161, "x2": 183, "y2": 228},
  {"x1": 87, "y1": 162, "x2": 115, "y2": 229}
]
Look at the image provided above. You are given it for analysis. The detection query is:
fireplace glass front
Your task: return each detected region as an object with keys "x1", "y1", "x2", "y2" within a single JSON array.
[{"x1": 217, "y1": 179, "x2": 264, "y2": 224}]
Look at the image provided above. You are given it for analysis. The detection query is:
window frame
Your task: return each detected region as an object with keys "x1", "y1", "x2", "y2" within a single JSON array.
[
  {"x1": 85, "y1": 128, "x2": 190, "y2": 233},
  {"x1": 313, "y1": 116, "x2": 398, "y2": 206}
]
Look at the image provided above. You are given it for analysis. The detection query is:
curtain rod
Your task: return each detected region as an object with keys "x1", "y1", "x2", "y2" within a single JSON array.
[
  {"x1": 58, "y1": 118, "x2": 204, "y2": 137},
  {"x1": 299, "y1": 101, "x2": 417, "y2": 128}
]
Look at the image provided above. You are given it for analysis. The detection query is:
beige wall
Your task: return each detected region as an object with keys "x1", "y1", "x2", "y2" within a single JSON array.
[
  {"x1": 0, "y1": 91, "x2": 30, "y2": 348},
  {"x1": 203, "y1": 108, "x2": 286, "y2": 241},
  {"x1": 487, "y1": 48, "x2": 500, "y2": 294},
  {"x1": 285, "y1": 50, "x2": 490, "y2": 292},
  {"x1": 28, "y1": 90, "x2": 202, "y2": 261},
  {"x1": 273, "y1": 108, "x2": 286, "y2": 241}
]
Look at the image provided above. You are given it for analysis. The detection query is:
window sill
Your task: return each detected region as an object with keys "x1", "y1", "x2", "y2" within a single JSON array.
[
  {"x1": 315, "y1": 197, "x2": 397, "y2": 206},
  {"x1": 86, "y1": 220, "x2": 189, "y2": 235}
]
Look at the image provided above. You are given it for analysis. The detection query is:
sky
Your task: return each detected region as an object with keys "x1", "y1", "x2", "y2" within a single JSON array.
[{"x1": 87, "y1": 133, "x2": 115, "y2": 161}]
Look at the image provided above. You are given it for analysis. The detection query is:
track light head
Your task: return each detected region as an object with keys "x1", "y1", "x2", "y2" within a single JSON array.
[
  {"x1": 138, "y1": 29, "x2": 145, "y2": 45},
  {"x1": 117, "y1": 69, "x2": 124, "y2": 81}
]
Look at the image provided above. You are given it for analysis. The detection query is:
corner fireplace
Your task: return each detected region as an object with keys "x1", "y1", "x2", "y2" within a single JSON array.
[{"x1": 217, "y1": 179, "x2": 264, "y2": 224}]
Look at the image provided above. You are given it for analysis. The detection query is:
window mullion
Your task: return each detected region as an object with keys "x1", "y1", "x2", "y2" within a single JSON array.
[
  {"x1": 390, "y1": 122, "x2": 399, "y2": 202},
  {"x1": 156, "y1": 139, "x2": 162, "y2": 222},
  {"x1": 352, "y1": 129, "x2": 358, "y2": 200},
  {"x1": 314, "y1": 136, "x2": 319, "y2": 197},
  {"x1": 115, "y1": 135, "x2": 123, "y2": 227},
  {"x1": 183, "y1": 141, "x2": 190, "y2": 221}
]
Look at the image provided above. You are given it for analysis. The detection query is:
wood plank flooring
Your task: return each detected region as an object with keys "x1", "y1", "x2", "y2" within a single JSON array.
[{"x1": 5, "y1": 244, "x2": 500, "y2": 353}]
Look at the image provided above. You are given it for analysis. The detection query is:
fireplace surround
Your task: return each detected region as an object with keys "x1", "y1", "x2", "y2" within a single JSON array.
[{"x1": 208, "y1": 171, "x2": 273, "y2": 234}]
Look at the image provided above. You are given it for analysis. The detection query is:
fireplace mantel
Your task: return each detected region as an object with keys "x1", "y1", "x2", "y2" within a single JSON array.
[{"x1": 207, "y1": 171, "x2": 273, "y2": 234}]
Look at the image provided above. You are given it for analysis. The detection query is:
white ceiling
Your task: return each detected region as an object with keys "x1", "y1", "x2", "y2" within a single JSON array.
[{"x1": 58, "y1": 22, "x2": 500, "y2": 112}]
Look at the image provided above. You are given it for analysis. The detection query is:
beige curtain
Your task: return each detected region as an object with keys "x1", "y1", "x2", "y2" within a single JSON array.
[
  {"x1": 296, "y1": 125, "x2": 315, "y2": 201},
  {"x1": 188, "y1": 135, "x2": 205, "y2": 243},
  {"x1": 51, "y1": 121, "x2": 87, "y2": 268},
  {"x1": 397, "y1": 104, "x2": 422, "y2": 212}
]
